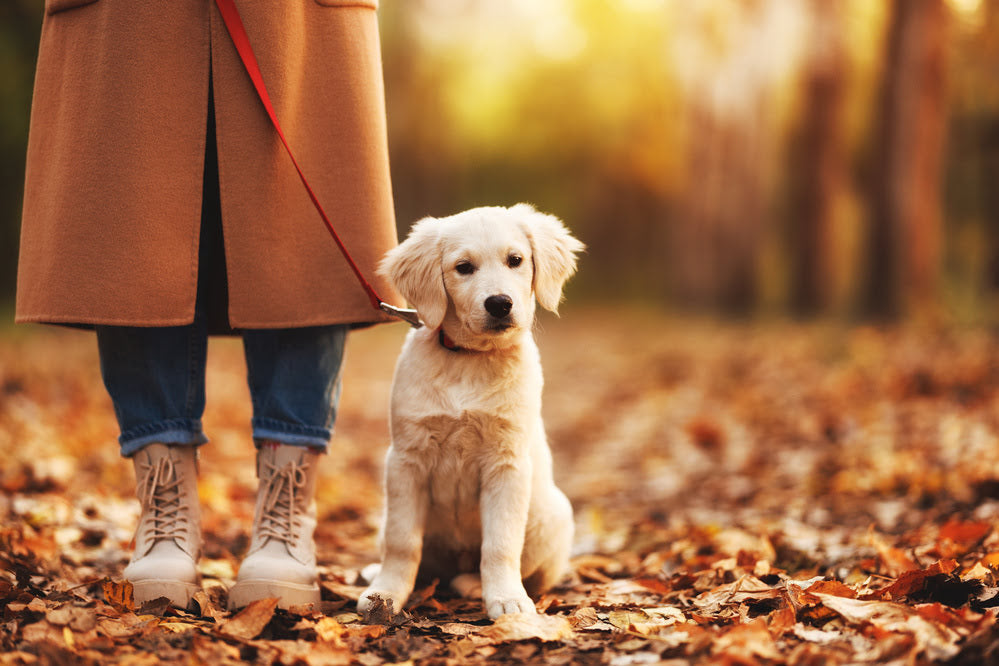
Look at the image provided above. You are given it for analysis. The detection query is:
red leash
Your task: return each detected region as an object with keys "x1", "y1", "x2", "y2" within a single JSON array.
[{"x1": 214, "y1": 0, "x2": 420, "y2": 327}]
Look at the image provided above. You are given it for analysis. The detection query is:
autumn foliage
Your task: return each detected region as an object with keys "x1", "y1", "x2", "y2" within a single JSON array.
[{"x1": 3, "y1": 310, "x2": 999, "y2": 664}]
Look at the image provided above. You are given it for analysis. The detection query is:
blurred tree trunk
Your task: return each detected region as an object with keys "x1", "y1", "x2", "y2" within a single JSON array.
[
  {"x1": 671, "y1": 111, "x2": 768, "y2": 314},
  {"x1": 667, "y1": 0, "x2": 790, "y2": 315},
  {"x1": 982, "y1": 4, "x2": 999, "y2": 296},
  {"x1": 987, "y1": 118, "x2": 999, "y2": 292},
  {"x1": 788, "y1": 0, "x2": 846, "y2": 317},
  {"x1": 862, "y1": 0, "x2": 949, "y2": 319}
]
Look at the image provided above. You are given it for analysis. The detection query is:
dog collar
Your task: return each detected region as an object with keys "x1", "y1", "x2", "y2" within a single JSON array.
[{"x1": 437, "y1": 328, "x2": 464, "y2": 353}]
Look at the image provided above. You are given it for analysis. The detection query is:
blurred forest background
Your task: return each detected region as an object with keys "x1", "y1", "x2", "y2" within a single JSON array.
[{"x1": 1, "y1": 0, "x2": 997, "y2": 321}]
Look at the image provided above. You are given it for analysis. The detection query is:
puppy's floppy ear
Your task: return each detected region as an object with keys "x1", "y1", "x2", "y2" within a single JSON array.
[
  {"x1": 378, "y1": 217, "x2": 448, "y2": 329},
  {"x1": 514, "y1": 204, "x2": 585, "y2": 314}
]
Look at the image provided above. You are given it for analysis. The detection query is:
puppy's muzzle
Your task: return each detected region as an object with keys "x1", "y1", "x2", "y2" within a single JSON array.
[{"x1": 484, "y1": 294, "x2": 514, "y2": 320}]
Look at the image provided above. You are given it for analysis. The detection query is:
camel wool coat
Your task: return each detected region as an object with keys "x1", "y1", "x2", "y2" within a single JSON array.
[{"x1": 16, "y1": 0, "x2": 402, "y2": 329}]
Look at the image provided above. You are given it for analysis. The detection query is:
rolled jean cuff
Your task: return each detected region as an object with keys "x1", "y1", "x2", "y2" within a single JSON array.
[
  {"x1": 120, "y1": 419, "x2": 209, "y2": 457},
  {"x1": 252, "y1": 417, "x2": 331, "y2": 452}
]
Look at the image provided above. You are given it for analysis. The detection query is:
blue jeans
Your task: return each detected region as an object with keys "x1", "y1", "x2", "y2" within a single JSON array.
[{"x1": 97, "y1": 317, "x2": 347, "y2": 457}]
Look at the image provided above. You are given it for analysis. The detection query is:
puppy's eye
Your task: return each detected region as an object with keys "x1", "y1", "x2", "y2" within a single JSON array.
[
  {"x1": 507, "y1": 254, "x2": 523, "y2": 268},
  {"x1": 455, "y1": 261, "x2": 476, "y2": 275}
]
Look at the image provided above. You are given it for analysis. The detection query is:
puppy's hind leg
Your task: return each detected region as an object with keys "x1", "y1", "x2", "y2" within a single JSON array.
[
  {"x1": 451, "y1": 573, "x2": 483, "y2": 599},
  {"x1": 522, "y1": 488, "x2": 574, "y2": 597}
]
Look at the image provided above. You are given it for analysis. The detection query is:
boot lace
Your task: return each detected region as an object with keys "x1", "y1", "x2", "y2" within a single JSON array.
[
  {"x1": 137, "y1": 455, "x2": 190, "y2": 542},
  {"x1": 257, "y1": 459, "x2": 308, "y2": 546}
]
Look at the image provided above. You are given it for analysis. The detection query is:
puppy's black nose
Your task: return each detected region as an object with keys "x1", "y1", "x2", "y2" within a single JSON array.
[{"x1": 484, "y1": 294, "x2": 513, "y2": 319}]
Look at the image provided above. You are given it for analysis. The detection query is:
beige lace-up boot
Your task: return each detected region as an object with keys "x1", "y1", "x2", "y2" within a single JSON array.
[
  {"x1": 228, "y1": 443, "x2": 322, "y2": 610},
  {"x1": 123, "y1": 443, "x2": 202, "y2": 608}
]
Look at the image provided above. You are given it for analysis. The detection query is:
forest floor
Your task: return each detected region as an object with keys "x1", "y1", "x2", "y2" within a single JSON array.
[{"x1": 3, "y1": 306, "x2": 999, "y2": 665}]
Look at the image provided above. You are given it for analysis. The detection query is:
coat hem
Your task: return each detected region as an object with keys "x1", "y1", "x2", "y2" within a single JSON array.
[{"x1": 14, "y1": 311, "x2": 400, "y2": 330}]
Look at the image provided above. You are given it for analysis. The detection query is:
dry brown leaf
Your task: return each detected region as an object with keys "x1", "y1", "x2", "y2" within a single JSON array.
[
  {"x1": 314, "y1": 617, "x2": 347, "y2": 646},
  {"x1": 96, "y1": 613, "x2": 154, "y2": 639},
  {"x1": 407, "y1": 579, "x2": 439, "y2": 608},
  {"x1": 938, "y1": 520, "x2": 991, "y2": 550},
  {"x1": 21, "y1": 620, "x2": 68, "y2": 645},
  {"x1": 45, "y1": 604, "x2": 97, "y2": 632},
  {"x1": 863, "y1": 560, "x2": 959, "y2": 601},
  {"x1": 870, "y1": 531, "x2": 920, "y2": 577},
  {"x1": 962, "y1": 562, "x2": 992, "y2": 582},
  {"x1": 813, "y1": 593, "x2": 963, "y2": 661},
  {"x1": 802, "y1": 579, "x2": 858, "y2": 601},
  {"x1": 712, "y1": 618, "x2": 781, "y2": 661},
  {"x1": 320, "y1": 580, "x2": 366, "y2": 602},
  {"x1": 158, "y1": 621, "x2": 198, "y2": 634},
  {"x1": 100, "y1": 579, "x2": 134, "y2": 612},
  {"x1": 766, "y1": 605, "x2": 796, "y2": 636},
  {"x1": 693, "y1": 574, "x2": 779, "y2": 614},
  {"x1": 438, "y1": 621, "x2": 480, "y2": 637},
  {"x1": 343, "y1": 623, "x2": 387, "y2": 641},
  {"x1": 191, "y1": 634, "x2": 242, "y2": 663},
  {"x1": 476, "y1": 613, "x2": 574, "y2": 643},
  {"x1": 607, "y1": 607, "x2": 685, "y2": 635},
  {"x1": 192, "y1": 590, "x2": 228, "y2": 623},
  {"x1": 219, "y1": 597, "x2": 279, "y2": 640}
]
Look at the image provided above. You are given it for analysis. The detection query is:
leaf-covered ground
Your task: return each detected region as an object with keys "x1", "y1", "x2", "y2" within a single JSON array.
[{"x1": 3, "y1": 308, "x2": 999, "y2": 664}]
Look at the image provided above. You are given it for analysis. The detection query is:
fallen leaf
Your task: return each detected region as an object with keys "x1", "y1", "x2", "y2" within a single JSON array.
[
  {"x1": 813, "y1": 593, "x2": 963, "y2": 660},
  {"x1": 219, "y1": 597, "x2": 279, "y2": 640},
  {"x1": 320, "y1": 580, "x2": 366, "y2": 602},
  {"x1": 607, "y1": 607, "x2": 684, "y2": 635},
  {"x1": 438, "y1": 621, "x2": 479, "y2": 637},
  {"x1": 803, "y1": 579, "x2": 857, "y2": 599},
  {"x1": 712, "y1": 618, "x2": 780, "y2": 661},
  {"x1": 963, "y1": 562, "x2": 992, "y2": 582},
  {"x1": 191, "y1": 634, "x2": 242, "y2": 662},
  {"x1": 476, "y1": 613, "x2": 574, "y2": 643},
  {"x1": 315, "y1": 616, "x2": 347, "y2": 646},
  {"x1": 100, "y1": 580, "x2": 133, "y2": 612},
  {"x1": 192, "y1": 590, "x2": 228, "y2": 623},
  {"x1": 938, "y1": 520, "x2": 991, "y2": 553},
  {"x1": 45, "y1": 604, "x2": 96, "y2": 632},
  {"x1": 159, "y1": 621, "x2": 198, "y2": 634},
  {"x1": 344, "y1": 623, "x2": 387, "y2": 641},
  {"x1": 407, "y1": 579, "x2": 439, "y2": 608},
  {"x1": 871, "y1": 531, "x2": 920, "y2": 577},
  {"x1": 766, "y1": 604, "x2": 796, "y2": 636},
  {"x1": 96, "y1": 613, "x2": 154, "y2": 639},
  {"x1": 863, "y1": 560, "x2": 975, "y2": 607}
]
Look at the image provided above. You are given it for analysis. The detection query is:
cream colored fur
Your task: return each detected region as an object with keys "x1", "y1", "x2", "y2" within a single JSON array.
[{"x1": 357, "y1": 204, "x2": 584, "y2": 619}]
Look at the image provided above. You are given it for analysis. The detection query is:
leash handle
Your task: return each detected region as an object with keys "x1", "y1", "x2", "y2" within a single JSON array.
[{"x1": 214, "y1": 0, "x2": 421, "y2": 327}]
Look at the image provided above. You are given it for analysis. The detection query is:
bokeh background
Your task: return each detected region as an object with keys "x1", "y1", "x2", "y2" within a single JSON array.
[{"x1": 2, "y1": 0, "x2": 997, "y2": 322}]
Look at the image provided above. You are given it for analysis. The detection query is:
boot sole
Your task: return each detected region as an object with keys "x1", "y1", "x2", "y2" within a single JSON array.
[
  {"x1": 228, "y1": 579, "x2": 320, "y2": 610},
  {"x1": 131, "y1": 579, "x2": 201, "y2": 609}
]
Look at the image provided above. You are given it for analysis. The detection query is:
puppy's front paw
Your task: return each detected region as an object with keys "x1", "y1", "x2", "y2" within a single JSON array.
[
  {"x1": 357, "y1": 587, "x2": 409, "y2": 623},
  {"x1": 485, "y1": 592, "x2": 536, "y2": 619}
]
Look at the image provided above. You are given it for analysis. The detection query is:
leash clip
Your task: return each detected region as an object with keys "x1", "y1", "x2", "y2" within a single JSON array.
[{"x1": 379, "y1": 302, "x2": 423, "y2": 328}]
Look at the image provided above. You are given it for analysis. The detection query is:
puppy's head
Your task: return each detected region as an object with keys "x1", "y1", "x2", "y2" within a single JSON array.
[{"x1": 379, "y1": 205, "x2": 584, "y2": 347}]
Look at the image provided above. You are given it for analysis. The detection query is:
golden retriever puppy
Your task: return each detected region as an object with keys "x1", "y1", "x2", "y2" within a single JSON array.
[{"x1": 358, "y1": 204, "x2": 584, "y2": 619}]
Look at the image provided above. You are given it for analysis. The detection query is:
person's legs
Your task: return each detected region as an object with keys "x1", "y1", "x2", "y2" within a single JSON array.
[
  {"x1": 97, "y1": 319, "x2": 210, "y2": 456},
  {"x1": 229, "y1": 324, "x2": 348, "y2": 609},
  {"x1": 243, "y1": 324, "x2": 348, "y2": 451},
  {"x1": 96, "y1": 318, "x2": 209, "y2": 609}
]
